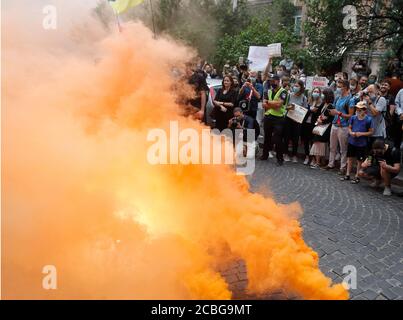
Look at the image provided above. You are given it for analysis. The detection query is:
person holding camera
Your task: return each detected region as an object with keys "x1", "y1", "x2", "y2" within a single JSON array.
[
  {"x1": 340, "y1": 102, "x2": 374, "y2": 184},
  {"x1": 238, "y1": 71, "x2": 262, "y2": 120},
  {"x1": 228, "y1": 108, "x2": 260, "y2": 159},
  {"x1": 212, "y1": 76, "x2": 238, "y2": 131},
  {"x1": 360, "y1": 139, "x2": 401, "y2": 196},
  {"x1": 362, "y1": 84, "x2": 388, "y2": 147}
]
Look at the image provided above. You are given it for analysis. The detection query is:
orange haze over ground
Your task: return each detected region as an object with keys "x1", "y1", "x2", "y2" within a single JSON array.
[{"x1": 2, "y1": 9, "x2": 348, "y2": 300}]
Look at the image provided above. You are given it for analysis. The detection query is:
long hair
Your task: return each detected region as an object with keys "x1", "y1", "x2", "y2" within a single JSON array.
[
  {"x1": 308, "y1": 87, "x2": 323, "y2": 105},
  {"x1": 294, "y1": 79, "x2": 305, "y2": 95},
  {"x1": 222, "y1": 75, "x2": 234, "y2": 90},
  {"x1": 322, "y1": 88, "x2": 335, "y2": 105}
]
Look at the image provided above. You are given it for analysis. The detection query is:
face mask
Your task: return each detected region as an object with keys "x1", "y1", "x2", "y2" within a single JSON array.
[
  {"x1": 312, "y1": 92, "x2": 320, "y2": 99},
  {"x1": 368, "y1": 79, "x2": 376, "y2": 85},
  {"x1": 350, "y1": 85, "x2": 357, "y2": 91},
  {"x1": 272, "y1": 83, "x2": 278, "y2": 90},
  {"x1": 293, "y1": 86, "x2": 300, "y2": 93},
  {"x1": 249, "y1": 77, "x2": 257, "y2": 84},
  {"x1": 370, "y1": 94, "x2": 377, "y2": 102},
  {"x1": 336, "y1": 88, "x2": 342, "y2": 95}
]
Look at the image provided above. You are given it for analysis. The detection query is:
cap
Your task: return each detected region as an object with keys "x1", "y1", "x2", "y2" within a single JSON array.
[
  {"x1": 356, "y1": 101, "x2": 367, "y2": 109},
  {"x1": 268, "y1": 74, "x2": 280, "y2": 81}
]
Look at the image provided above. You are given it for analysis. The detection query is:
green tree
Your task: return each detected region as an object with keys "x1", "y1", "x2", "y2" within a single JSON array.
[
  {"x1": 304, "y1": 0, "x2": 403, "y2": 66},
  {"x1": 214, "y1": 16, "x2": 313, "y2": 73}
]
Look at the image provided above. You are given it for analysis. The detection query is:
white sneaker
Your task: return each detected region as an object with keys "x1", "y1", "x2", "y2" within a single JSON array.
[
  {"x1": 310, "y1": 163, "x2": 320, "y2": 169},
  {"x1": 284, "y1": 155, "x2": 291, "y2": 162},
  {"x1": 304, "y1": 157, "x2": 310, "y2": 165},
  {"x1": 268, "y1": 151, "x2": 274, "y2": 159},
  {"x1": 383, "y1": 187, "x2": 392, "y2": 196},
  {"x1": 292, "y1": 156, "x2": 298, "y2": 163},
  {"x1": 310, "y1": 160, "x2": 316, "y2": 167}
]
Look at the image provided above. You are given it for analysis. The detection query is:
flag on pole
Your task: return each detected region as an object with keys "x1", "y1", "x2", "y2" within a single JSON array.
[{"x1": 108, "y1": 0, "x2": 145, "y2": 15}]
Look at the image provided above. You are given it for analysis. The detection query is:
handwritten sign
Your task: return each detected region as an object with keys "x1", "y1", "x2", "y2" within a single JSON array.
[
  {"x1": 306, "y1": 77, "x2": 329, "y2": 91},
  {"x1": 267, "y1": 43, "x2": 282, "y2": 57},
  {"x1": 247, "y1": 43, "x2": 282, "y2": 71}
]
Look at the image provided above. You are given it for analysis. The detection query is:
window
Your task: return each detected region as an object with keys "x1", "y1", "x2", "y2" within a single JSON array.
[{"x1": 294, "y1": 15, "x2": 302, "y2": 36}]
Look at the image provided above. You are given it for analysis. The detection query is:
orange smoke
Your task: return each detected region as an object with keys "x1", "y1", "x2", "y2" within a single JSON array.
[{"x1": 2, "y1": 10, "x2": 348, "y2": 300}]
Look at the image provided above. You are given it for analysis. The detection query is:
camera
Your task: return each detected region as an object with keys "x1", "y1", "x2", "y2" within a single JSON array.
[{"x1": 230, "y1": 118, "x2": 241, "y2": 129}]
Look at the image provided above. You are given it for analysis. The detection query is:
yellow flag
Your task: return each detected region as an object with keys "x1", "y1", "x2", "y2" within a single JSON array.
[{"x1": 109, "y1": 0, "x2": 145, "y2": 15}]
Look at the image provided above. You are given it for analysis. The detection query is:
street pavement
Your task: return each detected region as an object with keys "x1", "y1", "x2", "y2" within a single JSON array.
[{"x1": 220, "y1": 159, "x2": 403, "y2": 300}]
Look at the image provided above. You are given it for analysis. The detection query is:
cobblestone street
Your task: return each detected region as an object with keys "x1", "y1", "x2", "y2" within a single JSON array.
[{"x1": 237, "y1": 159, "x2": 403, "y2": 300}]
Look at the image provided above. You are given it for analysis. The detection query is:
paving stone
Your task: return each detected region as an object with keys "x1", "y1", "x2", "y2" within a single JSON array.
[{"x1": 248, "y1": 161, "x2": 403, "y2": 301}]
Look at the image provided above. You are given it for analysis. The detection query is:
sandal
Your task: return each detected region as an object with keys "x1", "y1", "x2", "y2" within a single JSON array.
[
  {"x1": 340, "y1": 176, "x2": 350, "y2": 181},
  {"x1": 351, "y1": 177, "x2": 360, "y2": 184}
]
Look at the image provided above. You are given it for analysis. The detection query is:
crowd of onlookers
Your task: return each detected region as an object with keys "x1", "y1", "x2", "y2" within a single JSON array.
[{"x1": 186, "y1": 56, "x2": 403, "y2": 197}]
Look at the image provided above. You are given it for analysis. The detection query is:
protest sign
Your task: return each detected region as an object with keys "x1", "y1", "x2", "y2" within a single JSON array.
[
  {"x1": 305, "y1": 77, "x2": 329, "y2": 91},
  {"x1": 286, "y1": 104, "x2": 308, "y2": 124}
]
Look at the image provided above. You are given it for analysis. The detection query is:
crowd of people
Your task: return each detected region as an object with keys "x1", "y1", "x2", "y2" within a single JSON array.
[{"x1": 186, "y1": 56, "x2": 403, "y2": 197}]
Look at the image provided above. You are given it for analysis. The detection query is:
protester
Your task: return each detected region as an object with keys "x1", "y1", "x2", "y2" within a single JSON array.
[
  {"x1": 326, "y1": 80, "x2": 354, "y2": 174},
  {"x1": 229, "y1": 107, "x2": 260, "y2": 159},
  {"x1": 238, "y1": 71, "x2": 263, "y2": 120},
  {"x1": 362, "y1": 84, "x2": 388, "y2": 146},
  {"x1": 186, "y1": 61, "x2": 208, "y2": 122},
  {"x1": 340, "y1": 102, "x2": 374, "y2": 184},
  {"x1": 279, "y1": 56, "x2": 294, "y2": 72},
  {"x1": 261, "y1": 75, "x2": 289, "y2": 165},
  {"x1": 359, "y1": 75, "x2": 369, "y2": 90},
  {"x1": 387, "y1": 73, "x2": 403, "y2": 97},
  {"x1": 284, "y1": 80, "x2": 308, "y2": 163},
  {"x1": 281, "y1": 76, "x2": 291, "y2": 92},
  {"x1": 203, "y1": 63, "x2": 218, "y2": 79},
  {"x1": 350, "y1": 78, "x2": 362, "y2": 105},
  {"x1": 310, "y1": 89, "x2": 335, "y2": 169},
  {"x1": 360, "y1": 139, "x2": 401, "y2": 196},
  {"x1": 368, "y1": 74, "x2": 378, "y2": 85},
  {"x1": 303, "y1": 87, "x2": 324, "y2": 165},
  {"x1": 379, "y1": 80, "x2": 397, "y2": 143},
  {"x1": 212, "y1": 76, "x2": 237, "y2": 131},
  {"x1": 395, "y1": 88, "x2": 403, "y2": 148}
]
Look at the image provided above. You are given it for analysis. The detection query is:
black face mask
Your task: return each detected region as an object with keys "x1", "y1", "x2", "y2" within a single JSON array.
[{"x1": 272, "y1": 83, "x2": 278, "y2": 90}]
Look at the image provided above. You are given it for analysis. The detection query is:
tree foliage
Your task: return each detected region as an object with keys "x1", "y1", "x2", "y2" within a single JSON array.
[
  {"x1": 304, "y1": 0, "x2": 403, "y2": 65},
  {"x1": 214, "y1": 15, "x2": 315, "y2": 73}
]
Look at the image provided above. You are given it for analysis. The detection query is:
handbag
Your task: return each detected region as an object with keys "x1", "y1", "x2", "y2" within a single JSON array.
[
  {"x1": 312, "y1": 104, "x2": 331, "y2": 136},
  {"x1": 312, "y1": 123, "x2": 330, "y2": 136}
]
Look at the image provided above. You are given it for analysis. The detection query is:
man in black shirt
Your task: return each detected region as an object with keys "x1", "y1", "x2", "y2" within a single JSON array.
[
  {"x1": 360, "y1": 139, "x2": 401, "y2": 196},
  {"x1": 186, "y1": 62, "x2": 209, "y2": 122}
]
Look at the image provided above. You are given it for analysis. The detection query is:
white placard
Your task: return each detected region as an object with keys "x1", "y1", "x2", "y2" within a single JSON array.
[
  {"x1": 305, "y1": 76, "x2": 329, "y2": 91},
  {"x1": 286, "y1": 104, "x2": 308, "y2": 124},
  {"x1": 267, "y1": 43, "x2": 282, "y2": 57},
  {"x1": 247, "y1": 43, "x2": 282, "y2": 71},
  {"x1": 247, "y1": 46, "x2": 270, "y2": 71}
]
